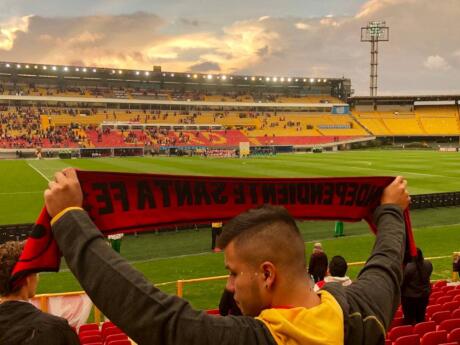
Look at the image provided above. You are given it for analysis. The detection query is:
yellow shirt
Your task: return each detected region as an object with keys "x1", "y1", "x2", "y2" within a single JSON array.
[{"x1": 256, "y1": 290, "x2": 343, "y2": 345}]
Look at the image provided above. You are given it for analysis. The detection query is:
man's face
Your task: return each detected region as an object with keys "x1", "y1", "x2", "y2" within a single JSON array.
[{"x1": 224, "y1": 241, "x2": 267, "y2": 316}]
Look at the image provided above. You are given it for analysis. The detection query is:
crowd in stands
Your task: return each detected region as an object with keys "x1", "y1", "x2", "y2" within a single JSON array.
[{"x1": 1, "y1": 82, "x2": 343, "y2": 104}]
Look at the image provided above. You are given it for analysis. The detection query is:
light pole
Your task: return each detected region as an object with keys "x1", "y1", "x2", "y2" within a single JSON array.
[{"x1": 361, "y1": 21, "x2": 389, "y2": 96}]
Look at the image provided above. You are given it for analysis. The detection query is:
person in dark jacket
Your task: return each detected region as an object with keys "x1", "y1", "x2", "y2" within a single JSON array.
[
  {"x1": 401, "y1": 247, "x2": 433, "y2": 325},
  {"x1": 219, "y1": 288, "x2": 242, "y2": 316},
  {"x1": 308, "y1": 251, "x2": 328, "y2": 283},
  {"x1": 0, "y1": 241, "x2": 79, "y2": 345},
  {"x1": 44, "y1": 168, "x2": 410, "y2": 345}
]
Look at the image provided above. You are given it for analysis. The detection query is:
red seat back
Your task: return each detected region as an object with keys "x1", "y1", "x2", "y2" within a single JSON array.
[
  {"x1": 427, "y1": 305, "x2": 444, "y2": 320},
  {"x1": 414, "y1": 321, "x2": 437, "y2": 337},
  {"x1": 443, "y1": 302, "x2": 460, "y2": 312},
  {"x1": 420, "y1": 330, "x2": 447, "y2": 345},
  {"x1": 389, "y1": 325, "x2": 414, "y2": 342},
  {"x1": 438, "y1": 319, "x2": 460, "y2": 333},
  {"x1": 394, "y1": 334, "x2": 420, "y2": 345},
  {"x1": 80, "y1": 334, "x2": 103, "y2": 344},
  {"x1": 447, "y1": 328, "x2": 460, "y2": 343},
  {"x1": 438, "y1": 296, "x2": 454, "y2": 305},
  {"x1": 433, "y1": 281, "x2": 447, "y2": 289},
  {"x1": 79, "y1": 323, "x2": 99, "y2": 334},
  {"x1": 452, "y1": 309, "x2": 460, "y2": 318},
  {"x1": 431, "y1": 311, "x2": 452, "y2": 324}
]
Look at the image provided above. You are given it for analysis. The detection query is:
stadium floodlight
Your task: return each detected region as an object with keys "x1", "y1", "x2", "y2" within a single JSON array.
[
  {"x1": 75, "y1": 67, "x2": 80, "y2": 71},
  {"x1": 258, "y1": 77, "x2": 262, "y2": 81},
  {"x1": 92, "y1": 68, "x2": 97, "y2": 73},
  {"x1": 361, "y1": 21, "x2": 389, "y2": 96},
  {"x1": 52, "y1": 66, "x2": 57, "y2": 71},
  {"x1": 34, "y1": 65, "x2": 38, "y2": 69},
  {"x1": 287, "y1": 77, "x2": 292, "y2": 82},
  {"x1": 251, "y1": 77, "x2": 256, "y2": 81},
  {"x1": 244, "y1": 77, "x2": 248, "y2": 80},
  {"x1": 265, "y1": 77, "x2": 270, "y2": 82},
  {"x1": 16, "y1": 64, "x2": 21, "y2": 68},
  {"x1": 323, "y1": 79, "x2": 327, "y2": 82},
  {"x1": 193, "y1": 74, "x2": 198, "y2": 79},
  {"x1": 280, "y1": 77, "x2": 285, "y2": 82},
  {"x1": 63, "y1": 67, "x2": 68, "y2": 72},
  {"x1": 303, "y1": 78, "x2": 307, "y2": 82},
  {"x1": 82, "y1": 68, "x2": 87, "y2": 72},
  {"x1": 170, "y1": 73, "x2": 175, "y2": 77},
  {"x1": 5, "y1": 63, "x2": 10, "y2": 68},
  {"x1": 309, "y1": 78, "x2": 314, "y2": 83},
  {"x1": 207, "y1": 74, "x2": 213, "y2": 79},
  {"x1": 43, "y1": 66, "x2": 47, "y2": 70},
  {"x1": 187, "y1": 74, "x2": 191, "y2": 78},
  {"x1": 135, "y1": 71, "x2": 140, "y2": 75},
  {"x1": 230, "y1": 76, "x2": 233, "y2": 80},
  {"x1": 295, "y1": 78, "x2": 298, "y2": 82},
  {"x1": 145, "y1": 71, "x2": 150, "y2": 76},
  {"x1": 221, "y1": 75, "x2": 227, "y2": 80},
  {"x1": 25, "y1": 65, "x2": 29, "y2": 69},
  {"x1": 118, "y1": 70, "x2": 122, "y2": 74},
  {"x1": 273, "y1": 77, "x2": 278, "y2": 82},
  {"x1": 111, "y1": 69, "x2": 115, "y2": 74}
]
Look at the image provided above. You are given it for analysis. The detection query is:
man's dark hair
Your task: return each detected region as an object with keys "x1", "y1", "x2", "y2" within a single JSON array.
[
  {"x1": 0, "y1": 241, "x2": 24, "y2": 296},
  {"x1": 329, "y1": 255, "x2": 348, "y2": 277},
  {"x1": 218, "y1": 205, "x2": 306, "y2": 273}
]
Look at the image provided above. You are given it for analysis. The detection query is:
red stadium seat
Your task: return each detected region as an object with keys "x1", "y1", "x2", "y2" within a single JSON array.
[
  {"x1": 431, "y1": 311, "x2": 452, "y2": 324},
  {"x1": 438, "y1": 319, "x2": 460, "y2": 333},
  {"x1": 448, "y1": 328, "x2": 460, "y2": 343},
  {"x1": 443, "y1": 287, "x2": 456, "y2": 293},
  {"x1": 427, "y1": 305, "x2": 444, "y2": 320},
  {"x1": 386, "y1": 339, "x2": 392, "y2": 345},
  {"x1": 106, "y1": 341, "x2": 131, "y2": 345},
  {"x1": 454, "y1": 296, "x2": 460, "y2": 302},
  {"x1": 456, "y1": 285, "x2": 460, "y2": 290},
  {"x1": 388, "y1": 325, "x2": 414, "y2": 342},
  {"x1": 390, "y1": 317, "x2": 406, "y2": 330},
  {"x1": 438, "y1": 297, "x2": 454, "y2": 305},
  {"x1": 420, "y1": 330, "x2": 448, "y2": 345},
  {"x1": 79, "y1": 323, "x2": 100, "y2": 334},
  {"x1": 102, "y1": 326, "x2": 124, "y2": 341},
  {"x1": 433, "y1": 281, "x2": 448, "y2": 289},
  {"x1": 104, "y1": 333, "x2": 128, "y2": 344},
  {"x1": 395, "y1": 308, "x2": 404, "y2": 318},
  {"x1": 414, "y1": 321, "x2": 437, "y2": 337},
  {"x1": 81, "y1": 335, "x2": 103, "y2": 344},
  {"x1": 394, "y1": 334, "x2": 421, "y2": 345},
  {"x1": 101, "y1": 321, "x2": 115, "y2": 332},
  {"x1": 79, "y1": 330, "x2": 102, "y2": 340},
  {"x1": 447, "y1": 290, "x2": 460, "y2": 297},
  {"x1": 432, "y1": 292, "x2": 446, "y2": 301},
  {"x1": 444, "y1": 302, "x2": 460, "y2": 312},
  {"x1": 206, "y1": 308, "x2": 220, "y2": 315},
  {"x1": 452, "y1": 309, "x2": 460, "y2": 318},
  {"x1": 436, "y1": 343, "x2": 459, "y2": 345}
]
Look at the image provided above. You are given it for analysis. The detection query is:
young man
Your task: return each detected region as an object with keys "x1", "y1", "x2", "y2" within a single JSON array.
[
  {"x1": 44, "y1": 168, "x2": 410, "y2": 345},
  {"x1": 315, "y1": 255, "x2": 352, "y2": 291},
  {"x1": 0, "y1": 241, "x2": 79, "y2": 345}
]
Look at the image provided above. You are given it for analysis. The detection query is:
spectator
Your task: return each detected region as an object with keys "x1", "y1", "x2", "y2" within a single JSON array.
[
  {"x1": 44, "y1": 170, "x2": 410, "y2": 345},
  {"x1": 313, "y1": 242, "x2": 323, "y2": 253},
  {"x1": 218, "y1": 288, "x2": 242, "y2": 316},
  {"x1": 0, "y1": 241, "x2": 79, "y2": 345},
  {"x1": 308, "y1": 251, "x2": 328, "y2": 283},
  {"x1": 315, "y1": 255, "x2": 352, "y2": 291},
  {"x1": 401, "y1": 247, "x2": 433, "y2": 325}
]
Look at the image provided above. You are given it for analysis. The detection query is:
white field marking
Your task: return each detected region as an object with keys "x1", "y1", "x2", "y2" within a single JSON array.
[
  {"x1": 0, "y1": 191, "x2": 42, "y2": 195},
  {"x1": 27, "y1": 162, "x2": 51, "y2": 182}
]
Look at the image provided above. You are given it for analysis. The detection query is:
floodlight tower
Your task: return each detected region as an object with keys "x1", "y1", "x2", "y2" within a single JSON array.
[{"x1": 361, "y1": 21, "x2": 389, "y2": 96}]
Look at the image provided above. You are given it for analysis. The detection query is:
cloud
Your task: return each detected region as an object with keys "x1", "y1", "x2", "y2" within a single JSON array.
[
  {"x1": 423, "y1": 55, "x2": 451, "y2": 71},
  {"x1": 0, "y1": 15, "x2": 31, "y2": 50},
  {"x1": 189, "y1": 61, "x2": 221, "y2": 72}
]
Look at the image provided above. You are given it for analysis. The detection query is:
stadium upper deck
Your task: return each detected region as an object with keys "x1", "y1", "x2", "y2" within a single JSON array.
[{"x1": 0, "y1": 61, "x2": 351, "y2": 103}]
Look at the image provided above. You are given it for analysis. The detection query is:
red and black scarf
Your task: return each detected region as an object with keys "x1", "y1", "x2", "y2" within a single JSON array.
[{"x1": 11, "y1": 171, "x2": 416, "y2": 285}]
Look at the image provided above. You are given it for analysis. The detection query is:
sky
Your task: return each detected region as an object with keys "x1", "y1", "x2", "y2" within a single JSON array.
[{"x1": 0, "y1": 0, "x2": 459, "y2": 95}]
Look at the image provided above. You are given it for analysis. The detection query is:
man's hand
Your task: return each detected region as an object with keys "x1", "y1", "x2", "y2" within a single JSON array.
[
  {"x1": 381, "y1": 176, "x2": 410, "y2": 210},
  {"x1": 44, "y1": 168, "x2": 83, "y2": 218}
]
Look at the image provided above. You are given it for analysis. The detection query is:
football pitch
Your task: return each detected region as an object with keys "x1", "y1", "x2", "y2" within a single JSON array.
[{"x1": 0, "y1": 150, "x2": 459, "y2": 310}]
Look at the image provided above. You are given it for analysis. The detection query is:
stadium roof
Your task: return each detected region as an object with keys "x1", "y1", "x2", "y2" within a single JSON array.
[{"x1": 0, "y1": 61, "x2": 347, "y2": 87}]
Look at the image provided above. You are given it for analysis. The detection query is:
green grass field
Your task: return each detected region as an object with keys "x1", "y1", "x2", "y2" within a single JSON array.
[{"x1": 0, "y1": 150, "x2": 459, "y2": 310}]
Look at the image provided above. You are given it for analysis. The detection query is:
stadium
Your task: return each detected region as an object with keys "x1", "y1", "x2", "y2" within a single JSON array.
[{"x1": 1, "y1": 2, "x2": 460, "y2": 345}]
